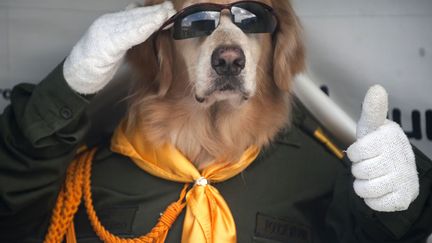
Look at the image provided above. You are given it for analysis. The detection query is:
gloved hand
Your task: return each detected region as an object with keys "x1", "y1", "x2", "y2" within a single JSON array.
[
  {"x1": 63, "y1": 1, "x2": 176, "y2": 94},
  {"x1": 347, "y1": 85, "x2": 419, "y2": 212}
]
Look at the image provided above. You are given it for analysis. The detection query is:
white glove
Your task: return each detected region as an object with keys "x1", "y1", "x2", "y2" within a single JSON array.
[
  {"x1": 347, "y1": 85, "x2": 419, "y2": 212},
  {"x1": 63, "y1": 1, "x2": 176, "y2": 94}
]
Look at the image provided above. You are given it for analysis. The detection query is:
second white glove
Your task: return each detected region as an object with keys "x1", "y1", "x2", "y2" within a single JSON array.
[
  {"x1": 347, "y1": 85, "x2": 419, "y2": 212},
  {"x1": 63, "y1": 2, "x2": 176, "y2": 94}
]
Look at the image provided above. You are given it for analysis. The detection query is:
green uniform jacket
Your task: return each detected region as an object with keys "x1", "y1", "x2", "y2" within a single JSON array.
[{"x1": 1, "y1": 63, "x2": 431, "y2": 243}]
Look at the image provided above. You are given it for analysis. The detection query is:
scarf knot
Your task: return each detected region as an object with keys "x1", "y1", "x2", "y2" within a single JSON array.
[{"x1": 195, "y1": 177, "x2": 209, "y2": 186}]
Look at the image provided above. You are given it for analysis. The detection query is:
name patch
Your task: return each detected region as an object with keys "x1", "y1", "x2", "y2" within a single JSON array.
[{"x1": 255, "y1": 213, "x2": 311, "y2": 243}]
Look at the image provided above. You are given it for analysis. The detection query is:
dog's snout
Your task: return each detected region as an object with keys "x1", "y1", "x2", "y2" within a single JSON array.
[{"x1": 211, "y1": 45, "x2": 245, "y2": 76}]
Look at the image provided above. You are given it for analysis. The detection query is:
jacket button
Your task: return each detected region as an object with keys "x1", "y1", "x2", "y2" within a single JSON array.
[{"x1": 60, "y1": 107, "x2": 72, "y2": 119}]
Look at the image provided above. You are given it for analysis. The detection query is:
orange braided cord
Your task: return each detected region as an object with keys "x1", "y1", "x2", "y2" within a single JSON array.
[
  {"x1": 82, "y1": 148, "x2": 188, "y2": 243},
  {"x1": 44, "y1": 148, "x2": 188, "y2": 243},
  {"x1": 44, "y1": 149, "x2": 89, "y2": 243}
]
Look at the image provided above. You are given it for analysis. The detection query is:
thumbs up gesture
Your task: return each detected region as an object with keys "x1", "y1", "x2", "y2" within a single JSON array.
[{"x1": 347, "y1": 85, "x2": 419, "y2": 212}]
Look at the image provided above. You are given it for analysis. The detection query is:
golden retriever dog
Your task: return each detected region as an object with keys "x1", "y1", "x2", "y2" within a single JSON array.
[{"x1": 126, "y1": 0, "x2": 305, "y2": 169}]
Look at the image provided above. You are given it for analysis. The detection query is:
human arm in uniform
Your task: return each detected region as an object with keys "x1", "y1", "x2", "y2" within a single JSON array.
[
  {"x1": 0, "y1": 3, "x2": 175, "y2": 241},
  {"x1": 0, "y1": 63, "x2": 91, "y2": 241}
]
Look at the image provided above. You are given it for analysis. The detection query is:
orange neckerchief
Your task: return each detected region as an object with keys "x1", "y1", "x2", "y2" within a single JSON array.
[{"x1": 110, "y1": 120, "x2": 260, "y2": 243}]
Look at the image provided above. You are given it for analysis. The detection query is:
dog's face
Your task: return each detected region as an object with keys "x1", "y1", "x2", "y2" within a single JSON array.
[
  {"x1": 126, "y1": 0, "x2": 305, "y2": 164},
  {"x1": 129, "y1": 0, "x2": 305, "y2": 108},
  {"x1": 174, "y1": 0, "x2": 271, "y2": 106}
]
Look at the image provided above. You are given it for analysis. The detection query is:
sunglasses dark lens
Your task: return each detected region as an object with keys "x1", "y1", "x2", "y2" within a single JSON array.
[
  {"x1": 173, "y1": 11, "x2": 220, "y2": 40},
  {"x1": 232, "y1": 3, "x2": 277, "y2": 33}
]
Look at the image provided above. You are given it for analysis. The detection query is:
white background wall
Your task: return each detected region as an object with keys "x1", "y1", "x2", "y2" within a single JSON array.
[
  {"x1": 1, "y1": 0, "x2": 431, "y2": 159},
  {"x1": 0, "y1": 0, "x2": 431, "y2": 241},
  {"x1": 0, "y1": 0, "x2": 431, "y2": 157}
]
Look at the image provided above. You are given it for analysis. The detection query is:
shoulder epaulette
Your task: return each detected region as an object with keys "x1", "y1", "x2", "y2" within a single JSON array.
[{"x1": 293, "y1": 98, "x2": 345, "y2": 160}]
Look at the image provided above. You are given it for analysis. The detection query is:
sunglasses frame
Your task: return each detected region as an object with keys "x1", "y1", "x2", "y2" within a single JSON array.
[{"x1": 158, "y1": 0, "x2": 279, "y2": 39}]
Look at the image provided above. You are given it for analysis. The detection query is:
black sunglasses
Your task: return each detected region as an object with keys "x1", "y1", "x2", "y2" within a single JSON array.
[{"x1": 159, "y1": 1, "x2": 278, "y2": 40}]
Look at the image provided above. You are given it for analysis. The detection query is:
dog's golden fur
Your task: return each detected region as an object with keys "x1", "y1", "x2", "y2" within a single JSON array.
[{"x1": 126, "y1": 0, "x2": 305, "y2": 168}]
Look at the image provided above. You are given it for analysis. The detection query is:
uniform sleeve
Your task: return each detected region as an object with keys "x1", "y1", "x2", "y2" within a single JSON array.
[
  {"x1": 0, "y1": 62, "x2": 91, "y2": 241},
  {"x1": 327, "y1": 146, "x2": 432, "y2": 243}
]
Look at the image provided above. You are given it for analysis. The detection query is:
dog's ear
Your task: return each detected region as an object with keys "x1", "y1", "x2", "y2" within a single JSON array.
[
  {"x1": 272, "y1": 1, "x2": 305, "y2": 92},
  {"x1": 127, "y1": 30, "x2": 174, "y2": 97},
  {"x1": 127, "y1": 32, "x2": 174, "y2": 97},
  {"x1": 154, "y1": 32, "x2": 174, "y2": 96}
]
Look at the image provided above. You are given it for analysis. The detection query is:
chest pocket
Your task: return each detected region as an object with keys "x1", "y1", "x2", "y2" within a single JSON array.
[
  {"x1": 73, "y1": 205, "x2": 138, "y2": 242},
  {"x1": 253, "y1": 213, "x2": 312, "y2": 243}
]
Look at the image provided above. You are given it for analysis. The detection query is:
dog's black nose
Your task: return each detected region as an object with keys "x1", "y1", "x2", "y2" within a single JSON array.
[{"x1": 211, "y1": 45, "x2": 245, "y2": 76}]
